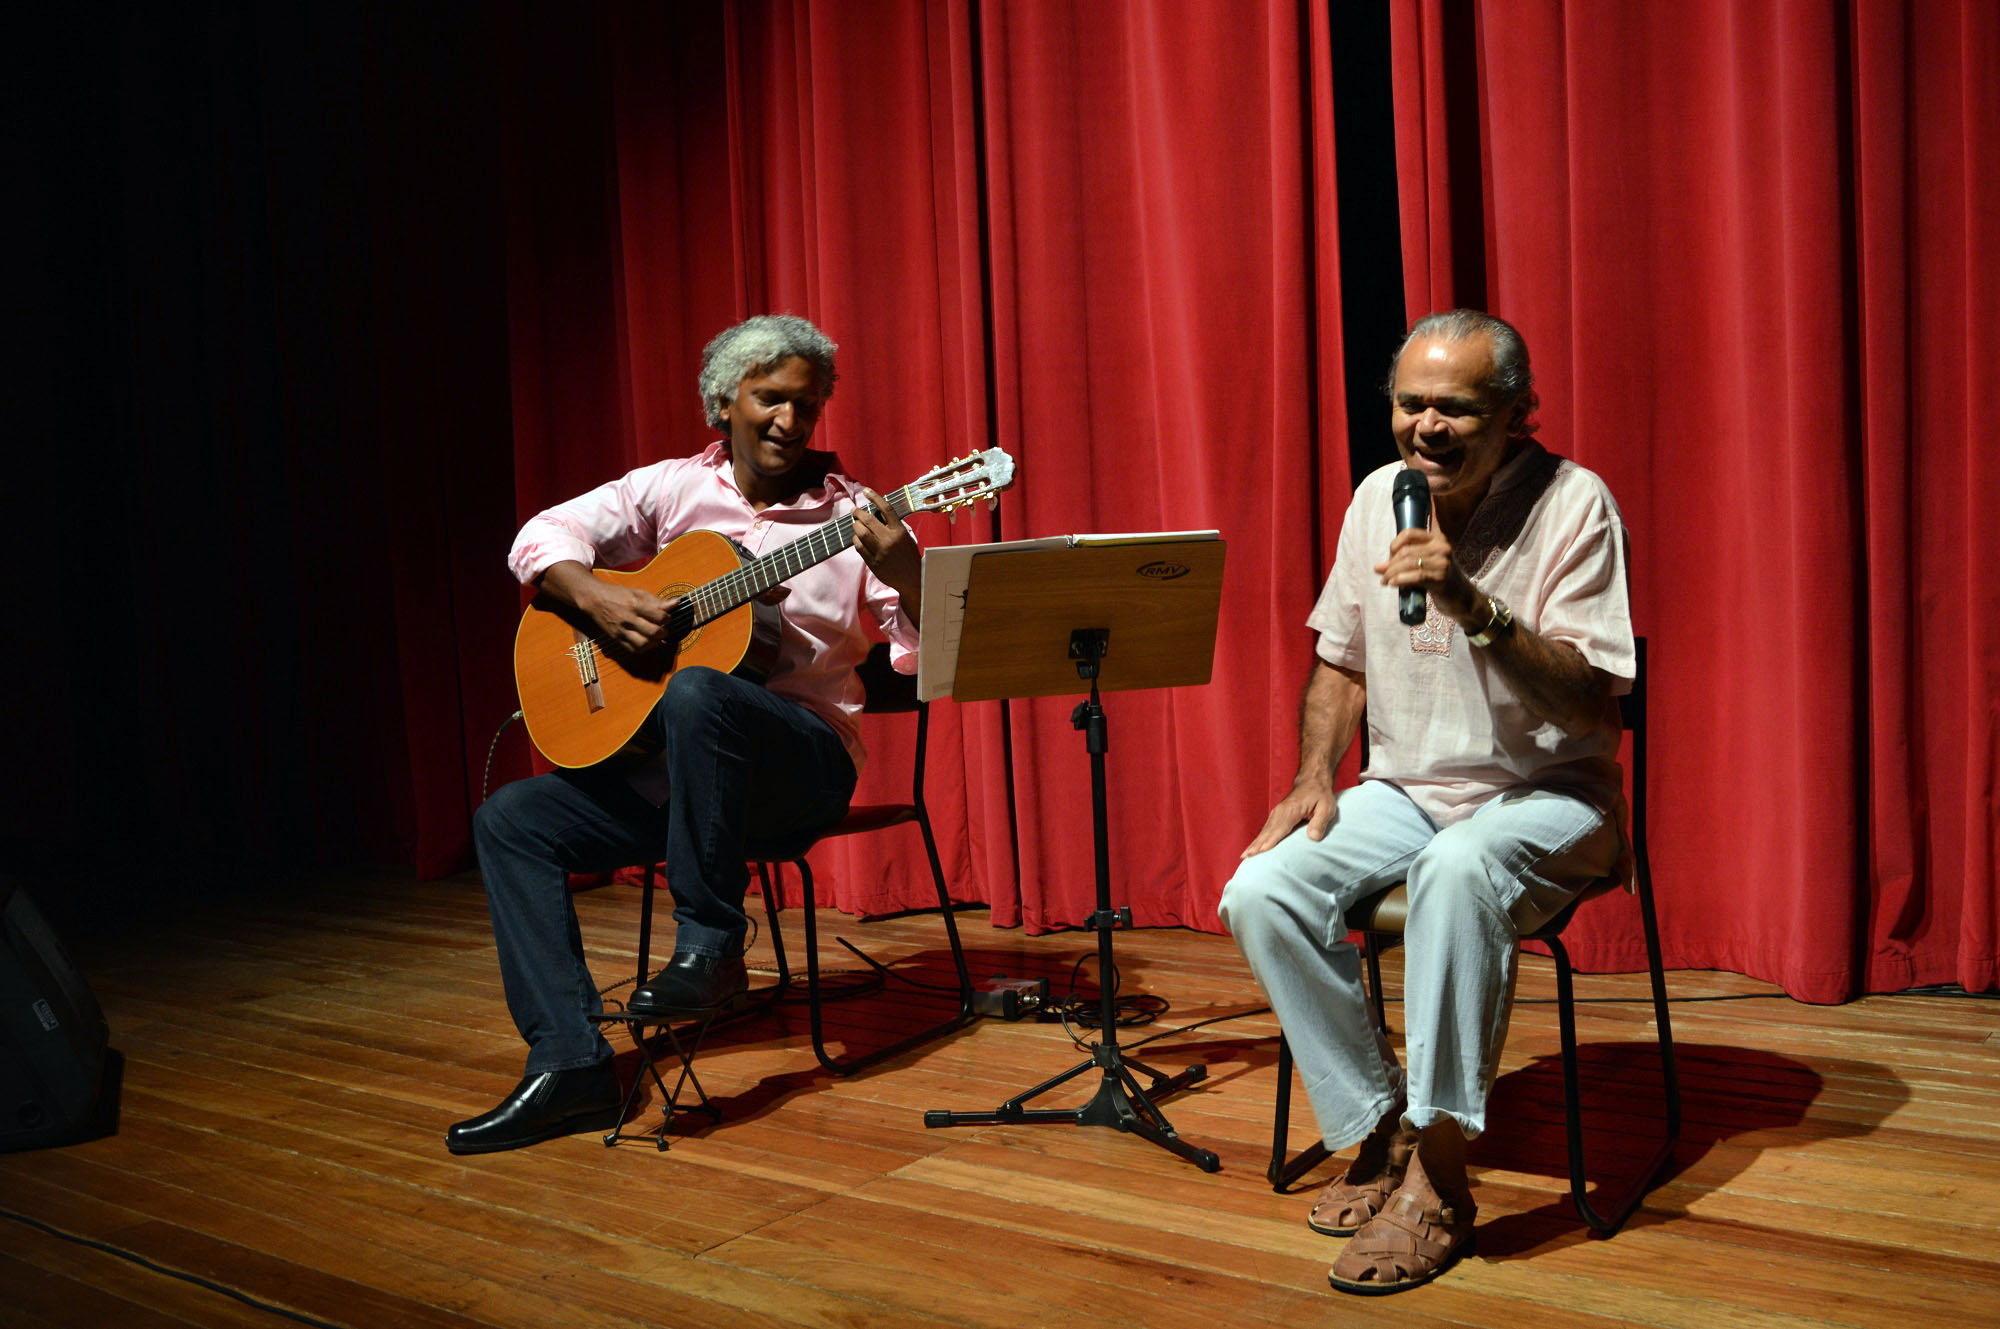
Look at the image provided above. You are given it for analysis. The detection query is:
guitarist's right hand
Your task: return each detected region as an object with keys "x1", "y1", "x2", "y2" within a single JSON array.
[{"x1": 539, "y1": 560, "x2": 678, "y2": 654}]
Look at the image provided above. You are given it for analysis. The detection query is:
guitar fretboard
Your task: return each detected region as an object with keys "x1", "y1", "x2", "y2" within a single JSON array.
[{"x1": 667, "y1": 483, "x2": 918, "y2": 635}]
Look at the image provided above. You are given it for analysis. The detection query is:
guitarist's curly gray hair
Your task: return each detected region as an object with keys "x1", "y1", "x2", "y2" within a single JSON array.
[{"x1": 699, "y1": 314, "x2": 839, "y2": 429}]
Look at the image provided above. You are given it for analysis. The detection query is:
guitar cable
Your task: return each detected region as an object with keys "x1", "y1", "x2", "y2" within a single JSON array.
[{"x1": 482, "y1": 710, "x2": 525, "y2": 803}]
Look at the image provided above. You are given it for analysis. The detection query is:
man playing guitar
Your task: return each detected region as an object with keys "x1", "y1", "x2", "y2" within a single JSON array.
[{"x1": 449, "y1": 314, "x2": 922, "y2": 1154}]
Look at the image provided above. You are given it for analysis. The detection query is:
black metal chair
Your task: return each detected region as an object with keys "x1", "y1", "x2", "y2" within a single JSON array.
[
  {"x1": 739, "y1": 641, "x2": 975, "y2": 1075},
  {"x1": 598, "y1": 644, "x2": 976, "y2": 1146},
  {"x1": 1268, "y1": 636, "x2": 1679, "y2": 1235}
]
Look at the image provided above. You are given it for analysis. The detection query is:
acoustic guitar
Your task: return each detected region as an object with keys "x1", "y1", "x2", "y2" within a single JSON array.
[{"x1": 513, "y1": 448, "x2": 1016, "y2": 767}]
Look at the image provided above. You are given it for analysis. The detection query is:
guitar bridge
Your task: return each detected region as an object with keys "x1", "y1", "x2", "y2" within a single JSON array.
[{"x1": 570, "y1": 631, "x2": 607, "y2": 712}]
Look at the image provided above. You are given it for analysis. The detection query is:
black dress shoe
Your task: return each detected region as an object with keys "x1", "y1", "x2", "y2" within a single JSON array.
[
  {"x1": 626, "y1": 951, "x2": 749, "y2": 1017},
  {"x1": 446, "y1": 1060, "x2": 623, "y2": 1155}
]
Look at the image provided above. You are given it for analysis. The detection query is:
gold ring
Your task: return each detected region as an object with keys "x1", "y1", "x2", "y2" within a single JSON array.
[{"x1": 1416, "y1": 557, "x2": 1426, "y2": 573}]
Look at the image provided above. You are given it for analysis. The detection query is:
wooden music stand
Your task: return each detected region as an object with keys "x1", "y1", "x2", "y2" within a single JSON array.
[{"x1": 921, "y1": 536, "x2": 1225, "y2": 1171}]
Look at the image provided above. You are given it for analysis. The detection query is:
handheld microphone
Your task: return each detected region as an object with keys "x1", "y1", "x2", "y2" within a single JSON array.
[{"x1": 1391, "y1": 469, "x2": 1430, "y2": 626}]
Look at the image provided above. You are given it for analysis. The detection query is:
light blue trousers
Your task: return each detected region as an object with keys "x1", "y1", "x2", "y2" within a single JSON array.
[{"x1": 1218, "y1": 779, "x2": 1616, "y2": 1151}]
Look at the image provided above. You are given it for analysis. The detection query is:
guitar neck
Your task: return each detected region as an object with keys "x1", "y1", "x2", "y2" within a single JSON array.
[{"x1": 682, "y1": 483, "x2": 918, "y2": 627}]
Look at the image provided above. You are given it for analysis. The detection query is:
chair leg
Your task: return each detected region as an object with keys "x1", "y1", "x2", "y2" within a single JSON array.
[
  {"x1": 916, "y1": 806, "x2": 975, "y2": 1020},
  {"x1": 1638, "y1": 869, "x2": 1682, "y2": 1144},
  {"x1": 757, "y1": 861, "x2": 791, "y2": 992},
  {"x1": 637, "y1": 863, "x2": 658, "y2": 987},
  {"x1": 796, "y1": 853, "x2": 975, "y2": 1076},
  {"x1": 1267, "y1": 932, "x2": 1392, "y2": 1191},
  {"x1": 1547, "y1": 936, "x2": 1677, "y2": 1235},
  {"x1": 1268, "y1": 1033, "x2": 1333, "y2": 1190},
  {"x1": 1363, "y1": 932, "x2": 1390, "y2": 1036}
]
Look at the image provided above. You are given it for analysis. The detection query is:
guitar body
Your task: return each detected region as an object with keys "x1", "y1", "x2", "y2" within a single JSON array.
[
  {"x1": 511, "y1": 447, "x2": 1016, "y2": 768},
  {"x1": 512, "y1": 530, "x2": 781, "y2": 768}
]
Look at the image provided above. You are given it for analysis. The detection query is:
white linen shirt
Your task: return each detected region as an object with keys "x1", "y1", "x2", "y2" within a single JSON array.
[
  {"x1": 507, "y1": 441, "x2": 920, "y2": 775},
  {"x1": 1307, "y1": 442, "x2": 1636, "y2": 830}
]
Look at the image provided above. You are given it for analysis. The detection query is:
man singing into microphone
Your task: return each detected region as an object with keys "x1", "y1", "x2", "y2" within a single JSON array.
[{"x1": 1219, "y1": 310, "x2": 1634, "y2": 1294}]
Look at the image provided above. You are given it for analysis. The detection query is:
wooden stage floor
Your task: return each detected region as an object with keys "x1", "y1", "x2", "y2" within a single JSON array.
[{"x1": 3, "y1": 870, "x2": 1997, "y2": 1328}]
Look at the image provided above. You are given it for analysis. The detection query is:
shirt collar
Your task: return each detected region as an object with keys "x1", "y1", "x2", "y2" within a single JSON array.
[
  {"x1": 697, "y1": 439, "x2": 846, "y2": 511},
  {"x1": 1485, "y1": 438, "x2": 1550, "y2": 497}
]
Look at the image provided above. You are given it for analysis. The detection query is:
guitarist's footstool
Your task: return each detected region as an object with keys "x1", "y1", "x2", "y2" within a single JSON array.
[{"x1": 589, "y1": 986, "x2": 755, "y2": 1149}]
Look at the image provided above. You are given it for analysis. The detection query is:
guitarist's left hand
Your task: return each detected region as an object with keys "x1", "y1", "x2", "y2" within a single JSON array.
[{"x1": 852, "y1": 488, "x2": 923, "y2": 627}]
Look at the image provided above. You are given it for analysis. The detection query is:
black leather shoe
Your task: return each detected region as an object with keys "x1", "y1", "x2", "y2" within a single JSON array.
[
  {"x1": 626, "y1": 951, "x2": 748, "y2": 1016},
  {"x1": 446, "y1": 1061, "x2": 623, "y2": 1155}
]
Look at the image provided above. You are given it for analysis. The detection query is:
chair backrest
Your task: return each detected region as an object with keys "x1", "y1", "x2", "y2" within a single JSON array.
[
  {"x1": 1517, "y1": 633, "x2": 1650, "y2": 937},
  {"x1": 847, "y1": 640, "x2": 929, "y2": 808},
  {"x1": 855, "y1": 640, "x2": 919, "y2": 714},
  {"x1": 1619, "y1": 635, "x2": 1648, "y2": 869}
]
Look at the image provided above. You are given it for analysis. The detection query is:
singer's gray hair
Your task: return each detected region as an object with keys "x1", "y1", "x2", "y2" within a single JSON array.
[
  {"x1": 698, "y1": 314, "x2": 839, "y2": 429},
  {"x1": 1385, "y1": 309, "x2": 1539, "y2": 436}
]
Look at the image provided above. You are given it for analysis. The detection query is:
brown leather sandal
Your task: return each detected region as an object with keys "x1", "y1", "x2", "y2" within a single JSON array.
[
  {"x1": 1306, "y1": 1133, "x2": 1413, "y2": 1237},
  {"x1": 1326, "y1": 1189, "x2": 1477, "y2": 1295}
]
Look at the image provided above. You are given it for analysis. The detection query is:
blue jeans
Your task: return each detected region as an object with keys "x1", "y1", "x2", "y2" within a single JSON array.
[
  {"x1": 473, "y1": 667, "x2": 857, "y2": 1072},
  {"x1": 1219, "y1": 779, "x2": 1616, "y2": 1149}
]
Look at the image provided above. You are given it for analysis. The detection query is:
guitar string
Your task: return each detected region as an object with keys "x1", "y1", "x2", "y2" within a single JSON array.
[
  {"x1": 564, "y1": 477, "x2": 967, "y2": 661},
  {"x1": 681, "y1": 482, "x2": 912, "y2": 628}
]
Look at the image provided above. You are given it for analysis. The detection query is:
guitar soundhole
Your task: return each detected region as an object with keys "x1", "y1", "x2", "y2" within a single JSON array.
[{"x1": 658, "y1": 583, "x2": 701, "y2": 650}]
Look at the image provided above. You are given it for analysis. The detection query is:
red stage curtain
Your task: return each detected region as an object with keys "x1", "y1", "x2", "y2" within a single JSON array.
[
  {"x1": 491, "y1": 0, "x2": 1352, "y2": 932},
  {"x1": 694, "y1": 0, "x2": 1015, "y2": 921},
  {"x1": 479, "y1": 0, "x2": 1996, "y2": 1001},
  {"x1": 972, "y1": 0, "x2": 1348, "y2": 928},
  {"x1": 1390, "y1": 0, "x2": 1999, "y2": 1000}
]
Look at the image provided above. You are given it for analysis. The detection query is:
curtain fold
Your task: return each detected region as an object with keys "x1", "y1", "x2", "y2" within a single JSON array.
[
  {"x1": 1850, "y1": 0, "x2": 1999, "y2": 995},
  {"x1": 710, "y1": 0, "x2": 1018, "y2": 920},
  {"x1": 1388, "y1": 0, "x2": 1999, "y2": 1000},
  {"x1": 972, "y1": 0, "x2": 1347, "y2": 928}
]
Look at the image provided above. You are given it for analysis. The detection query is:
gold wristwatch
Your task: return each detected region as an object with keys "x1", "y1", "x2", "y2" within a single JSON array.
[{"x1": 1467, "y1": 595, "x2": 1516, "y2": 647}]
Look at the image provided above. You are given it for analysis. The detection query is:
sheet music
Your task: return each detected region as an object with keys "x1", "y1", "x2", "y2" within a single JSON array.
[
  {"x1": 917, "y1": 536, "x2": 1070, "y2": 700},
  {"x1": 916, "y1": 530, "x2": 1221, "y2": 700},
  {"x1": 1069, "y1": 529, "x2": 1219, "y2": 547}
]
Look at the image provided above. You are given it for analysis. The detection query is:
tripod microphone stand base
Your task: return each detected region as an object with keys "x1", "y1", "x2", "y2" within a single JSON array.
[{"x1": 923, "y1": 1039, "x2": 1221, "y2": 1172}]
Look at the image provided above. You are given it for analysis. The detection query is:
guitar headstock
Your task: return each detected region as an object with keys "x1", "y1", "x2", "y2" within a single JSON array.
[{"x1": 906, "y1": 448, "x2": 1017, "y2": 517}]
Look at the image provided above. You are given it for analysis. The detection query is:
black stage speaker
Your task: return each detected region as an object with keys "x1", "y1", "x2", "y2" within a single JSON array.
[{"x1": 0, "y1": 881, "x2": 110, "y2": 1151}]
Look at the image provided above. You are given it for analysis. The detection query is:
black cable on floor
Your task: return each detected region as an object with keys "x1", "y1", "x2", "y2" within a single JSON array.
[
  {"x1": 1106, "y1": 984, "x2": 1950, "y2": 1054},
  {"x1": 1121, "y1": 1004, "x2": 1273, "y2": 1052},
  {"x1": 1892, "y1": 984, "x2": 2000, "y2": 1000}
]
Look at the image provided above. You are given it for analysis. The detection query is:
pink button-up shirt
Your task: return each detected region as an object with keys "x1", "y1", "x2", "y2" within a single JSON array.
[
  {"x1": 508, "y1": 442, "x2": 920, "y2": 774},
  {"x1": 1308, "y1": 443, "x2": 1636, "y2": 830}
]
